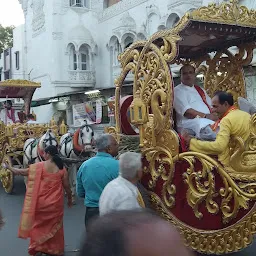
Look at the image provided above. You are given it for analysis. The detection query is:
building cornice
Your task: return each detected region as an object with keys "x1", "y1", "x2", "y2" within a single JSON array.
[
  {"x1": 99, "y1": 0, "x2": 148, "y2": 22},
  {"x1": 168, "y1": 0, "x2": 202, "y2": 9}
]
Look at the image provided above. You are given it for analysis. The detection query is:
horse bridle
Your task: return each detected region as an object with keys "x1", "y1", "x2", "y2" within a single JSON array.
[
  {"x1": 43, "y1": 132, "x2": 57, "y2": 148},
  {"x1": 79, "y1": 125, "x2": 94, "y2": 147}
]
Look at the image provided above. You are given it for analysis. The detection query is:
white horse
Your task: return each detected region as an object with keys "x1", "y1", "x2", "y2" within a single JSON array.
[
  {"x1": 59, "y1": 124, "x2": 95, "y2": 202},
  {"x1": 23, "y1": 129, "x2": 58, "y2": 170}
]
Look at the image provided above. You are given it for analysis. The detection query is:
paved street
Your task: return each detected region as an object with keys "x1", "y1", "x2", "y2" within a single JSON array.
[
  {"x1": 0, "y1": 176, "x2": 256, "y2": 256},
  {"x1": 0, "y1": 176, "x2": 84, "y2": 255}
]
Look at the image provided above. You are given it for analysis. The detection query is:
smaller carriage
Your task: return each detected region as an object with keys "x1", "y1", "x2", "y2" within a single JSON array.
[{"x1": 0, "y1": 80, "x2": 63, "y2": 194}]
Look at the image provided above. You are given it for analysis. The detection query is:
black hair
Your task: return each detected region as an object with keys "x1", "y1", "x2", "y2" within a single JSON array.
[
  {"x1": 44, "y1": 145, "x2": 64, "y2": 170},
  {"x1": 214, "y1": 91, "x2": 234, "y2": 106},
  {"x1": 27, "y1": 114, "x2": 34, "y2": 119},
  {"x1": 179, "y1": 64, "x2": 196, "y2": 75},
  {"x1": 5, "y1": 100, "x2": 12, "y2": 106},
  {"x1": 79, "y1": 209, "x2": 160, "y2": 256}
]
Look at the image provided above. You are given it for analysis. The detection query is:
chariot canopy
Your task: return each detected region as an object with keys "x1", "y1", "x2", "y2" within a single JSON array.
[
  {"x1": 0, "y1": 80, "x2": 41, "y2": 115},
  {"x1": 174, "y1": 0, "x2": 256, "y2": 59},
  {"x1": 108, "y1": 1, "x2": 256, "y2": 255}
]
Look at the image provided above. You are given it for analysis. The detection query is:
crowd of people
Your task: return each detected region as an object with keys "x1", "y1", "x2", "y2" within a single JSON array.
[
  {"x1": 0, "y1": 133, "x2": 193, "y2": 256},
  {"x1": 0, "y1": 63, "x2": 255, "y2": 255}
]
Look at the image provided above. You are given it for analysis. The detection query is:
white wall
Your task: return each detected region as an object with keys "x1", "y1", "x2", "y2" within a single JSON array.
[
  {"x1": 32, "y1": 104, "x2": 55, "y2": 124},
  {"x1": 11, "y1": 25, "x2": 25, "y2": 80},
  {"x1": 7, "y1": 0, "x2": 256, "y2": 116},
  {"x1": 16, "y1": 0, "x2": 204, "y2": 101}
]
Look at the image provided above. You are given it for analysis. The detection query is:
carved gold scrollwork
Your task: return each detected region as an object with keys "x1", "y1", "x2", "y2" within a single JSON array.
[
  {"x1": 228, "y1": 114, "x2": 256, "y2": 173},
  {"x1": 104, "y1": 126, "x2": 120, "y2": 143},
  {"x1": 0, "y1": 148, "x2": 13, "y2": 194},
  {"x1": 106, "y1": 0, "x2": 256, "y2": 254},
  {"x1": 198, "y1": 47, "x2": 249, "y2": 99},
  {"x1": 150, "y1": 192, "x2": 256, "y2": 254},
  {"x1": 173, "y1": 152, "x2": 256, "y2": 224},
  {"x1": 183, "y1": 157, "x2": 219, "y2": 219},
  {"x1": 190, "y1": 0, "x2": 256, "y2": 27},
  {"x1": 0, "y1": 121, "x2": 65, "y2": 195},
  {"x1": 110, "y1": 19, "x2": 187, "y2": 210},
  {"x1": 143, "y1": 146, "x2": 176, "y2": 208}
]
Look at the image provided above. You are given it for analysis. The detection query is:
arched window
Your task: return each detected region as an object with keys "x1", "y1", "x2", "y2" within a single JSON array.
[
  {"x1": 70, "y1": 0, "x2": 89, "y2": 8},
  {"x1": 147, "y1": 13, "x2": 160, "y2": 35},
  {"x1": 79, "y1": 44, "x2": 90, "y2": 70},
  {"x1": 109, "y1": 36, "x2": 122, "y2": 66},
  {"x1": 124, "y1": 36, "x2": 134, "y2": 49},
  {"x1": 113, "y1": 39, "x2": 121, "y2": 65},
  {"x1": 158, "y1": 25, "x2": 166, "y2": 31},
  {"x1": 68, "y1": 44, "x2": 77, "y2": 70},
  {"x1": 104, "y1": 0, "x2": 121, "y2": 9},
  {"x1": 166, "y1": 13, "x2": 180, "y2": 29},
  {"x1": 137, "y1": 33, "x2": 147, "y2": 40}
]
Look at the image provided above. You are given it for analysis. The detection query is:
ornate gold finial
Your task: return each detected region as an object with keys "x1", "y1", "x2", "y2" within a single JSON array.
[
  {"x1": 5, "y1": 124, "x2": 14, "y2": 137},
  {"x1": 49, "y1": 117, "x2": 56, "y2": 127},
  {"x1": 59, "y1": 120, "x2": 67, "y2": 135},
  {"x1": 32, "y1": 110, "x2": 37, "y2": 121}
]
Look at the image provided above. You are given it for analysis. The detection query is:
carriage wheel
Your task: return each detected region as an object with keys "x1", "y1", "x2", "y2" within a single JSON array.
[{"x1": 0, "y1": 155, "x2": 14, "y2": 194}]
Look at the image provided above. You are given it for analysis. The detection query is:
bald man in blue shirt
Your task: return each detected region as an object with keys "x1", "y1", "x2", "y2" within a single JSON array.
[{"x1": 76, "y1": 134, "x2": 119, "y2": 228}]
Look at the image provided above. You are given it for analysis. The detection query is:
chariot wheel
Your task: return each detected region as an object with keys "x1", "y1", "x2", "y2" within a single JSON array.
[{"x1": 0, "y1": 155, "x2": 14, "y2": 194}]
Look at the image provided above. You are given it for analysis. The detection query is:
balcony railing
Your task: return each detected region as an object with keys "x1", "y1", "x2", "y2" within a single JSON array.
[{"x1": 68, "y1": 70, "x2": 96, "y2": 84}]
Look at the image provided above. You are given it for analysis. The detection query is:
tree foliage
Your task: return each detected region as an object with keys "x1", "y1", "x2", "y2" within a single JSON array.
[{"x1": 0, "y1": 25, "x2": 15, "y2": 54}]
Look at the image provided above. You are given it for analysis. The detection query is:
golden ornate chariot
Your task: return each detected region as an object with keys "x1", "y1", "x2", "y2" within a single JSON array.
[
  {"x1": 0, "y1": 80, "x2": 67, "y2": 194},
  {"x1": 107, "y1": 0, "x2": 256, "y2": 254}
]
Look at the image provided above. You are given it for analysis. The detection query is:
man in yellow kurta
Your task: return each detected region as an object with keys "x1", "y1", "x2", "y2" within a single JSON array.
[{"x1": 183, "y1": 91, "x2": 251, "y2": 166}]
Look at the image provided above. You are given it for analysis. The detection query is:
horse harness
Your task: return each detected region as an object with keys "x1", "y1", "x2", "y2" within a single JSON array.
[
  {"x1": 24, "y1": 139, "x2": 39, "y2": 164},
  {"x1": 60, "y1": 125, "x2": 94, "y2": 158},
  {"x1": 24, "y1": 134, "x2": 58, "y2": 164}
]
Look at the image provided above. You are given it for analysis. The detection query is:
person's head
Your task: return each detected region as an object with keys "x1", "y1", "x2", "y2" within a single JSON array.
[
  {"x1": 27, "y1": 114, "x2": 35, "y2": 120},
  {"x1": 212, "y1": 91, "x2": 234, "y2": 118},
  {"x1": 4, "y1": 100, "x2": 13, "y2": 110},
  {"x1": 44, "y1": 145, "x2": 64, "y2": 170},
  {"x1": 79, "y1": 210, "x2": 194, "y2": 256},
  {"x1": 180, "y1": 64, "x2": 196, "y2": 87},
  {"x1": 119, "y1": 152, "x2": 142, "y2": 183},
  {"x1": 95, "y1": 134, "x2": 119, "y2": 157}
]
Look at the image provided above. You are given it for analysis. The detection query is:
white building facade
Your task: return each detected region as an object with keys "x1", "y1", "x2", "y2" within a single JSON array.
[{"x1": 0, "y1": 0, "x2": 256, "y2": 125}]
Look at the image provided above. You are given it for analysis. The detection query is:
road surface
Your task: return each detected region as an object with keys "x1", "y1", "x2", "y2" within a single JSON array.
[
  {"x1": 0, "y1": 176, "x2": 84, "y2": 255},
  {"x1": 0, "y1": 176, "x2": 255, "y2": 255}
]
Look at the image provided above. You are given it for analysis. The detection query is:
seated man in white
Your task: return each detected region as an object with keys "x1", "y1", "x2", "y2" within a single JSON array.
[
  {"x1": 99, "y1": 152, "x2": 145, "y2": 216},
  {"x1": 174, "y1": 65, "x2": 218, "y2": 140},
  {"x1": 0, "y1": 100, "x2": 19, "y2": 124}
]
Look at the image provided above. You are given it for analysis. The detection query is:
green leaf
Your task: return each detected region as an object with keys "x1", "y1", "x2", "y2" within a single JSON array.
[{"x1": 0, "y1": 24, "x2": 15, "y2": 54}]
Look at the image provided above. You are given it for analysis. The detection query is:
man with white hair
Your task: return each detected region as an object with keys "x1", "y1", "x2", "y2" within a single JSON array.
[
  {"x1": 99, "y1": 152, "x2": 145, "y2": 216},
  {"x1": 76, "y1": 134, "x2": 119, "y2": 228}
]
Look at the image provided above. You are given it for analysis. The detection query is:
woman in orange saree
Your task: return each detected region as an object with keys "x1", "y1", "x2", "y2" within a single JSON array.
[{"x1": 4, "y1": 145, "x2": 72, "y2": 256}]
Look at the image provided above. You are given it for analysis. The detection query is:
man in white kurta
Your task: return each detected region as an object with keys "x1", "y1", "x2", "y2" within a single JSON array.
[
  {"x1": 0, "y1": 100, "x2": 19, "y2": 124},
  {"x1": 99, "y1": 152, "x2": 145, "y2": 216},
  {"x1": 174, "y1": 65, "x2": 218, "y2": 139}
]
